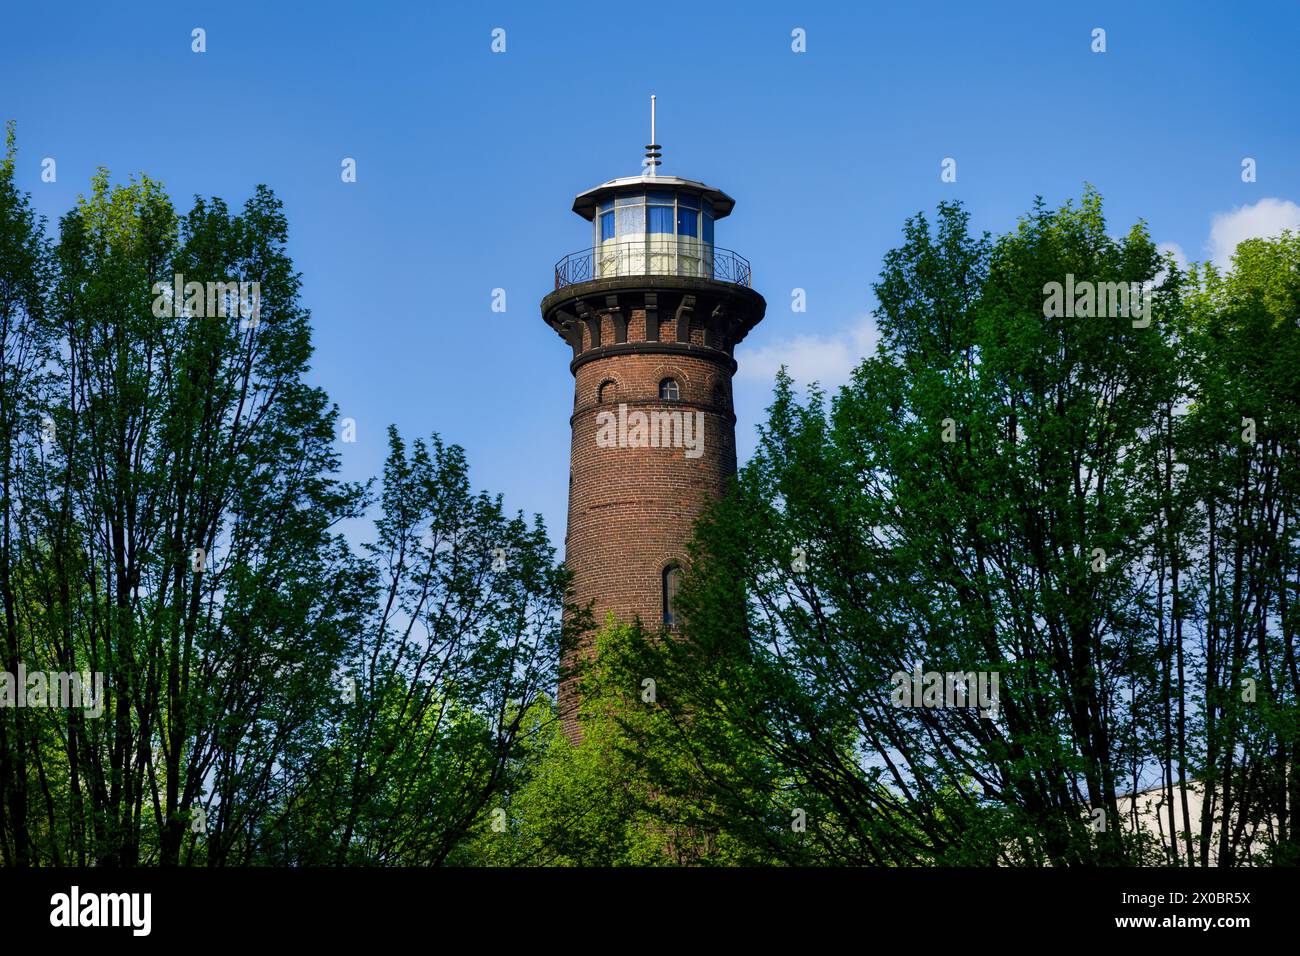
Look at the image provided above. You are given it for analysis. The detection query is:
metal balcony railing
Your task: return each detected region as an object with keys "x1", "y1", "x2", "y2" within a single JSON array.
[{"x1": 554, "y1": 242, "x2": 752, "y2": 290}]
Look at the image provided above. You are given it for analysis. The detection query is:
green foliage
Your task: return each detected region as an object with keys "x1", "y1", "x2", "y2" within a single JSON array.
[
  {"x1": 0, "y1": 131, "x2": 565, "y2": 867},
  {"x1": 460, "y1": 621, "x2": 682, "y2": 865},
  {"x1": 3, "y1": 129, "x2": 1294, "y2": 868},
  {"x1": 457, "y1": 618, "x2": 778, "y2": 866},
  {"x1": 628, "y1": 192, "x2": 1298, "y2": 867},
  {"x1": 275, "y1": 428, "x2": 565, "y2": 866}
]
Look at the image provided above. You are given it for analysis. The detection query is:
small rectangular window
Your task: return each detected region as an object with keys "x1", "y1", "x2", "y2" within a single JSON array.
[
  {"x1": 678, "y1": 192, "x2": 700, "y2": 210},
  {"x1": 615, "y1": 193, "x2": 643, "y2": 206},
  {"x1": 600, "y1": 211, "x2": 616, "y2": 240},
  {"x1": 647, "y1": 191, "x2": 674, "y2": 204},
  {"x1": 702, "y1": 213, "x2": 714, "y2": 244}
]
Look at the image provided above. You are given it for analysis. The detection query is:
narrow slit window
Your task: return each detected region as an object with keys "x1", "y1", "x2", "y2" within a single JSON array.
[{"x1": 662, "y1": 565, "x2": 681, "y2": 627}]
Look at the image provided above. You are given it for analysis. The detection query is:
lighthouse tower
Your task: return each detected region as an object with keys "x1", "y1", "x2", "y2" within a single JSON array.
[{"x1": 540, "y1": 101, "x2": 766, "y2": 740}]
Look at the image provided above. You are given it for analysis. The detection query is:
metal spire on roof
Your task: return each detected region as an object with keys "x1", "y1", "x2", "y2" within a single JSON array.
[{"x1": 644, "y1": 94, "x2": 661, "y2": 177}]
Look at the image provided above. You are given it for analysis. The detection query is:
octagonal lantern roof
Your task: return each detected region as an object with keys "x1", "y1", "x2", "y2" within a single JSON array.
[{"x1": 571, "y1": 175, "x2": 736, "y2": 221}]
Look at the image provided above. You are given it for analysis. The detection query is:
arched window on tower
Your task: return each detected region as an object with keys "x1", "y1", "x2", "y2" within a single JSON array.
[
  {"x1": 659, "y1": 377, "x2": 679, "y2": 401},
  {"x1": 662, "y1": 564, "x2": 682, "y2": 628},
  {"x1": 598, "y1": 380, "x2": 617, "y2": 404}
]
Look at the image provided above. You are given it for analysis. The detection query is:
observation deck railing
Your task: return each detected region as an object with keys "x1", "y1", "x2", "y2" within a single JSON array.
[{"x1": 554, "y1": 242, "x2": 752, "y2": 290}]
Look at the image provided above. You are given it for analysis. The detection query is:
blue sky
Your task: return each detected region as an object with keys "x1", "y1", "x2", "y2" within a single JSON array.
[{"x1": 4, "y1": 0, "x2": 1299, "y2": 551}]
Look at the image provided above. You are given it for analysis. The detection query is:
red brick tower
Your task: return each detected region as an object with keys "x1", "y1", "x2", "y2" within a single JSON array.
[{"x1": 540, "y1": 126, "x2": 766, "y2": 740}]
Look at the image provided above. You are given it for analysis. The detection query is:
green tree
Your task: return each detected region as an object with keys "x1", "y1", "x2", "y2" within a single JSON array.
[
  {"x1": 619, "y1": 193, "x2": 1258, "y2": 866},
  {"x1": 0, "y1": 120, "x2": 56, "y2": 867},
  {"x1": 1175, "y1": 233, "x2": 1300, "y2": 864},
  {"x1": 7, "y1": 169, "x2": 371, "y2": 865},
  {"x1": 270, "y1": 429, "x2": 567, "y2": 866},
  {"x1": 462, "y1": 618, "x2": 775, "y2": 866}
]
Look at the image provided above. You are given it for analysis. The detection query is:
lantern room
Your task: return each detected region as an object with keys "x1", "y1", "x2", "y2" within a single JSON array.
[
  {"x1": 550, "y1": 97, "x2": 752, "y2": 289},
  {"x1": 568, "y1": 175, "x2": 735, "y2": 281}
]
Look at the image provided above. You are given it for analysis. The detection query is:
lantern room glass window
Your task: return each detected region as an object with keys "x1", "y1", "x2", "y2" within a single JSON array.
[
  {"x1": 597, "y1": 199, "x2": 615, "y2": 240},
  {"x1": 677, "y1": 206, "x2": 699, "y2": 237},
  {"x1": 594, "y1": 191, "x2": 714, "y2": 244},
  {"x1": 616, "y1": 203, "x2": 644, "y2": 235},
  {"x1": 648, "y1": 205, "x2": 673, "y2": 233}
]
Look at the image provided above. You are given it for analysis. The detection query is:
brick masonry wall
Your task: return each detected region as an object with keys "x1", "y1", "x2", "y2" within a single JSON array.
[
  {"x1": 559, "y1": 306, "x2": 738, "y2": 740},
  {"x1": 540, "y1": 276, "x2": 766, "y2": 743}
]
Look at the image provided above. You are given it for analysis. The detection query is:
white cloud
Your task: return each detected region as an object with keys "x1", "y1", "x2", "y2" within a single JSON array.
[
  {"x1": 1157, "y1": 242, "x2": 1188, "y2": 270},
  {"x1": 1151, "y1": 242, "x2": 1188, "y2": 286},
  {"x1": 1206, "y1": 198, "x2": 1300, "y2": 269},
  {"x1": 737, "y1": 314, "x2": 879, "y2": 390}
]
